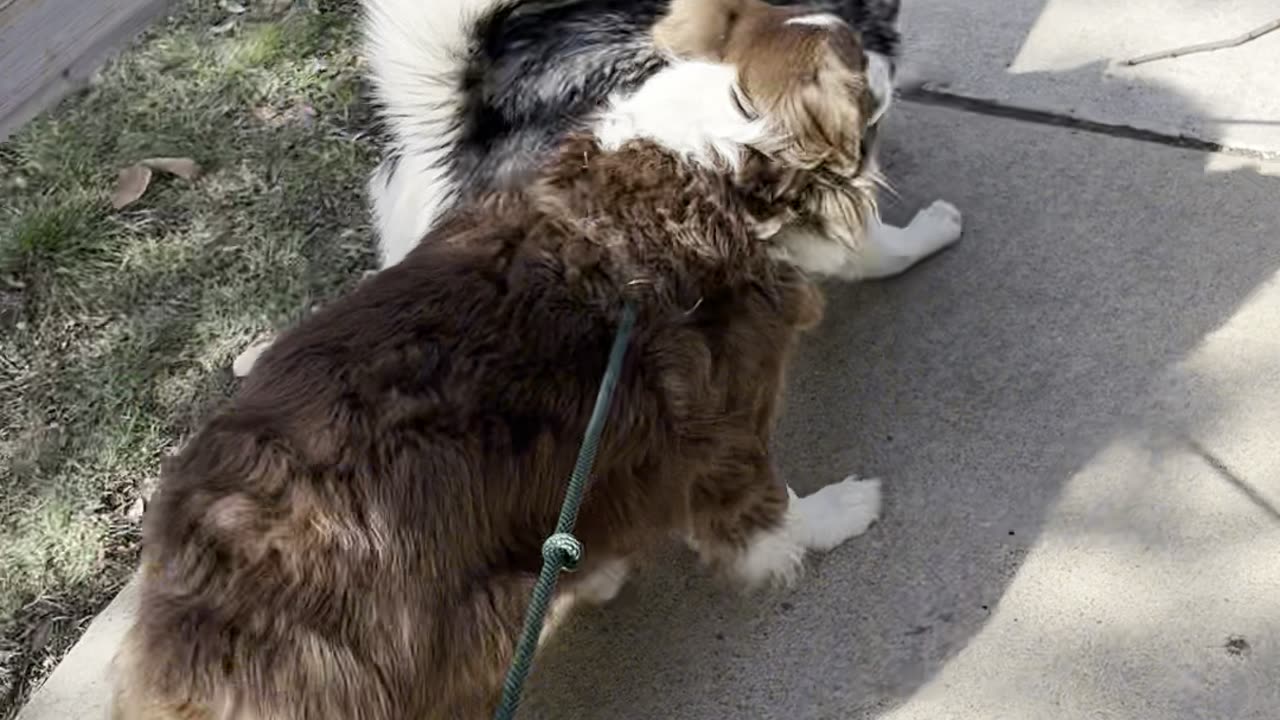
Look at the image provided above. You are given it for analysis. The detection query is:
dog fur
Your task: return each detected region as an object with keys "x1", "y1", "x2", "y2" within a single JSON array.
[
  {"x1": 113, "y1": 3, "x2": 887, "y2": 717},
  {"x1": 366, "y1": 0, "x2": 895, "y2": 268},
  {"x1": 362, "y1": 0, "x2": 958, "y2": 272},
  {"x1": 231, "y1": 0, "x2": 961, "y2": 378}
]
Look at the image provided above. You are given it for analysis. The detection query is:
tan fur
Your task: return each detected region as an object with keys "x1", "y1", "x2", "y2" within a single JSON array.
[
  {"x1": 113, "y1": 12, "x2": 879, "y2": 720},
  {"x1": 656, "y1": 0, "x2": 879, "y2": 250}
]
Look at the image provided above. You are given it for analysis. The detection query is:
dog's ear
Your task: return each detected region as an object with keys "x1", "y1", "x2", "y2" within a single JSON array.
[
  {"x1": 770, "y1": 30, "x2": 868, "y2": 169},
  {"x1": 653, "y1": 0, "x2": 748, "y2": 60}
]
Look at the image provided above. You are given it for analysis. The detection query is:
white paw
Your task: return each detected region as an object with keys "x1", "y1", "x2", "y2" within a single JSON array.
[
  {"x1": 232, "y1": 339, "x2": 274, "y2": 378},
  {"x1": 792, "y1": 476, "x2": 882, "y2": 552},
  {"x1": 732, "y1": 528, "x2": 806, "y2": 588},
  {"x1": 909, "y1": 199, "x2": 964, "y2": 248}
]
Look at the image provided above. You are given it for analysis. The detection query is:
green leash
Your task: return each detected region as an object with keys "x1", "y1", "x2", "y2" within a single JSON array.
[{"x1": 493, "y1": 303, "x2": 637, "y2": 720}]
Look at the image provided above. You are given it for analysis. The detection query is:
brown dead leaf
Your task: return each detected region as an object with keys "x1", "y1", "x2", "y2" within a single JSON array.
[
  {"x1": 251, "y1": 103, "x2": 315, "y2": 128},
  {"x1": 210, "y1": 17, "x2": 238, "y2": 35},
  {"x1": 110, "y1": 164, "x2": 152, "y2": 209},
  {"x1": 141, "y1": 156, "x2": 202, "y2": 180},
  {"x1": 252, "y1": 106, "x2": 278, "y2": 123},
  {"x1": 110, "y1": 157, "x2": 200, "y2": 209}
]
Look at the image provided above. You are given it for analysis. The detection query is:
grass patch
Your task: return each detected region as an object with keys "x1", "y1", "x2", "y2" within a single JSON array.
[{"x1": 0, "y1": 1, "x2": 377, "y2": 715}]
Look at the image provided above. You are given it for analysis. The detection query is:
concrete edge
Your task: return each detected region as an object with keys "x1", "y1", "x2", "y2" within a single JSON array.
[
  {"x1": 0, "y1": 0, "x2": 175, "y2": 142},
  {"x1": 16, "y1": 575, "x2": 139, "y2": 720}
]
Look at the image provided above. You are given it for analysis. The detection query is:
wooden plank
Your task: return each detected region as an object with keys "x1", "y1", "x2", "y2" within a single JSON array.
[{"x1": 0, "y1": 0, "x2": 171, "y2": 140}]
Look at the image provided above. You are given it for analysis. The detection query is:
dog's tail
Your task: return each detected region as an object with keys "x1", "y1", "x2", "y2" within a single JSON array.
[{"x1": 362, "y1": 0, "x2": 515, "y2": 266}]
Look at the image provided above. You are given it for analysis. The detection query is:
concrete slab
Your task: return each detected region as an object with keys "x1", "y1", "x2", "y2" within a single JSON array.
[
  {"x1": 519, "y1": 104, "x2": 1280, "y2": 718},
  {"x1": 898, "y1": 0, "x2": 1280, "y2": 155},
  {"x1": 16, "y1": 577, "x2": 136, "y2": 720},
  {"x1": 0, "y1": 0, "x2": 171, "y2": 140}
]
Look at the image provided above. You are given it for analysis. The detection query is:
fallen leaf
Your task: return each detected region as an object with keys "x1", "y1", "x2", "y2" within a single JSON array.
[
  {"x1": 211, "y1": 17, "x2": 238, "y2": 34},
  {"x1": 141, "y1": 156, "x2": 202, "y2": 180},
  {"x1": 27, "y1": 618, "x2": 54, "y2": 652},
  {"x1": 127, "y1": 497, "x2": 146, "y2": 521},
  {"x1": 252, "y1": 103, "x2": 315, "y2": 128},
  {"x1": 220, "y1": 0, "x2": 247, "y2": 13},
  {"x1": 111, "y1": 164, "x2": 153, "y2": 209},
  {"x1": 110, "y1": 157, "x2": 200, "y2": 209}
]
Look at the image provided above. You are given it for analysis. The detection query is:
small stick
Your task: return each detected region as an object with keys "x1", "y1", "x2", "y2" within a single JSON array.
[{"x1": 1123, "y1": 16, "x2": 1280, "y2": 66}]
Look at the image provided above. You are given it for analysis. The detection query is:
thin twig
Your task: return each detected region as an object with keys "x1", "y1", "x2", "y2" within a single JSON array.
[{"x1": 1123, "y1": 16, "x2": 1280, "y2": 66}]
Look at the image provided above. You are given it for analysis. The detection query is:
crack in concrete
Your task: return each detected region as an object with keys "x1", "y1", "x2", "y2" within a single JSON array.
[{"x1": 899, "y1": 85, "x2": 1280, "y2": 161}]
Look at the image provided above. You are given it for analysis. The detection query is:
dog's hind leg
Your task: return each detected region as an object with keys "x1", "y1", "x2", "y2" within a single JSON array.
[{"x1": 858, "y1": 199, "x2": 964, "y2": 279}]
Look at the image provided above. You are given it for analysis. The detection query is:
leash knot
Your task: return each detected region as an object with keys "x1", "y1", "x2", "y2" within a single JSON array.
[{"x1": 541, "y1": 533, "x2": 583, "y2": 571}]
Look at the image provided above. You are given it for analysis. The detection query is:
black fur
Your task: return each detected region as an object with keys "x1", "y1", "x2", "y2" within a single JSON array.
[{"x1": 379, "y1": 0, "x2": 900, "y2": 206}]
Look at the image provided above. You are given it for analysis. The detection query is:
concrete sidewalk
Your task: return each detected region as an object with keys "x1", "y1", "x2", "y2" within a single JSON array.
[
  {"x1": 0, "y1": 0, "x2": 172, "y2": 140},
  {"x1": 15, "y1": 0, "x2": 1280, "y2": 718},
  {"x1": 520, "y1": 102, "x2": 1280, "y2": 718},
  {"x1": 898, "y1": 0, "x2": 1280, "y2": 155}
]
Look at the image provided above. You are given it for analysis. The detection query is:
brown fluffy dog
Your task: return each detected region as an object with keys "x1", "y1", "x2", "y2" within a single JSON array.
[{"x1": 113, "y1": 1, "x2": 886, "y2": 717}]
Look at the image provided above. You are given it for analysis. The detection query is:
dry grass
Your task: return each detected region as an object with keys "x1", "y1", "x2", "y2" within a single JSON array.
[{"x1": 0, "y1": 1, "x2": 377, "y2": 714}]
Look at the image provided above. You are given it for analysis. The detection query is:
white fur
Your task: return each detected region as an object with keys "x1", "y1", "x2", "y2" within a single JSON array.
[
  {"x1": 369, "y1": 151, "x2": 449, "y2": 269},
  {"x1": 775, "y1": 200, "x2": 964, "y2": 280},
  {"x1": 732, "y1": 477, "x2": 882, "y2": 587},
  {"x1": 537, "y1": 557, "x2": 630, "y2": 647},
  {"x1": 232, "y1": 339, "x2": 272, "y2": 378},
  {"x1": 593, "y1": 61, "x2": 770, "y2": 173},
  {"x1": 784, "y1": 13, "x2": 843, "y2": 28},
  {"x1": 362, "y1": 0, "x2": 515, "y2": 268},
  {"x1": 859, "y1": 200, "x2": 964, "y2": 278},
  {"x1": 572, "y1": 558, "x2": 631, "y2": 604},
  {"x1": 865, "y1": 51, "x2": 894, "y2": 126},
  {"x1": 233, "y1": 5, "x2": 961, "y2": 378}
]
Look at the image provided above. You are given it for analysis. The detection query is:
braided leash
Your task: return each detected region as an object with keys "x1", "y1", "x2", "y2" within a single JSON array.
[{"x1": 493, "y1": 304, "x2": 637, "y2": 720}]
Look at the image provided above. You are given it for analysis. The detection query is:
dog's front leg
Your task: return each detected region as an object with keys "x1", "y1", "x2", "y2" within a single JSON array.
[
  {"x1": 774, "y1": 201, "x2": 963, "y2": 281},
  {"x1": 686, "y1": 456, "x2": 882, "y2": 587},
  {"x1": 857, "y1": 200, "x2": 964, "y2": 280}
]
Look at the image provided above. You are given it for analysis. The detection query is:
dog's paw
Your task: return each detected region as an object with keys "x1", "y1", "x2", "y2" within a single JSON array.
[
  {"x1": 910, "y1": 199, "x2": 964, "y2": 248},
  {"x1": 232, "y1": 339, "x2": 274, "y2": 378},
  {"x1": 793, "y1": 476, "x2": 882, "y2": 552}
]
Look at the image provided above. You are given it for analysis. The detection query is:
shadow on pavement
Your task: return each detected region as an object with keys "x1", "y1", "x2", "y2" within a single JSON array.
[{"x1": 520, "y1": 30, "x2": 1280, "y2": 720}]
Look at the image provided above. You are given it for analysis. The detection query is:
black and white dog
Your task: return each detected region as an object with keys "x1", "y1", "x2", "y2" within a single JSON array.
[
  {"x1": 233, "y1": 0, "x2": 965, "y2": 376},
  {"x1": 363, "y1": 0, "x2": 963, "y2": 271}
]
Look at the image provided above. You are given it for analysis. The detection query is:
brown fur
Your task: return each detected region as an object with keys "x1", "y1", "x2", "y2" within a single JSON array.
[{"x1": 114, "y1": 9, "x2": 880, "y2": 719}]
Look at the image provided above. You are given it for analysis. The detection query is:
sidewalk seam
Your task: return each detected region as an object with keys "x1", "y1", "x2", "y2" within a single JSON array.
[{"x1": 899, "y1": 85, "x2": 1279, "y2": 161}]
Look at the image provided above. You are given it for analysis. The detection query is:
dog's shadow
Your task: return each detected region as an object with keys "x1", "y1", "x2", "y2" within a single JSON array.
[{"x1": 520, "y1": 60, "x2": 1280, "y2": 718}]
